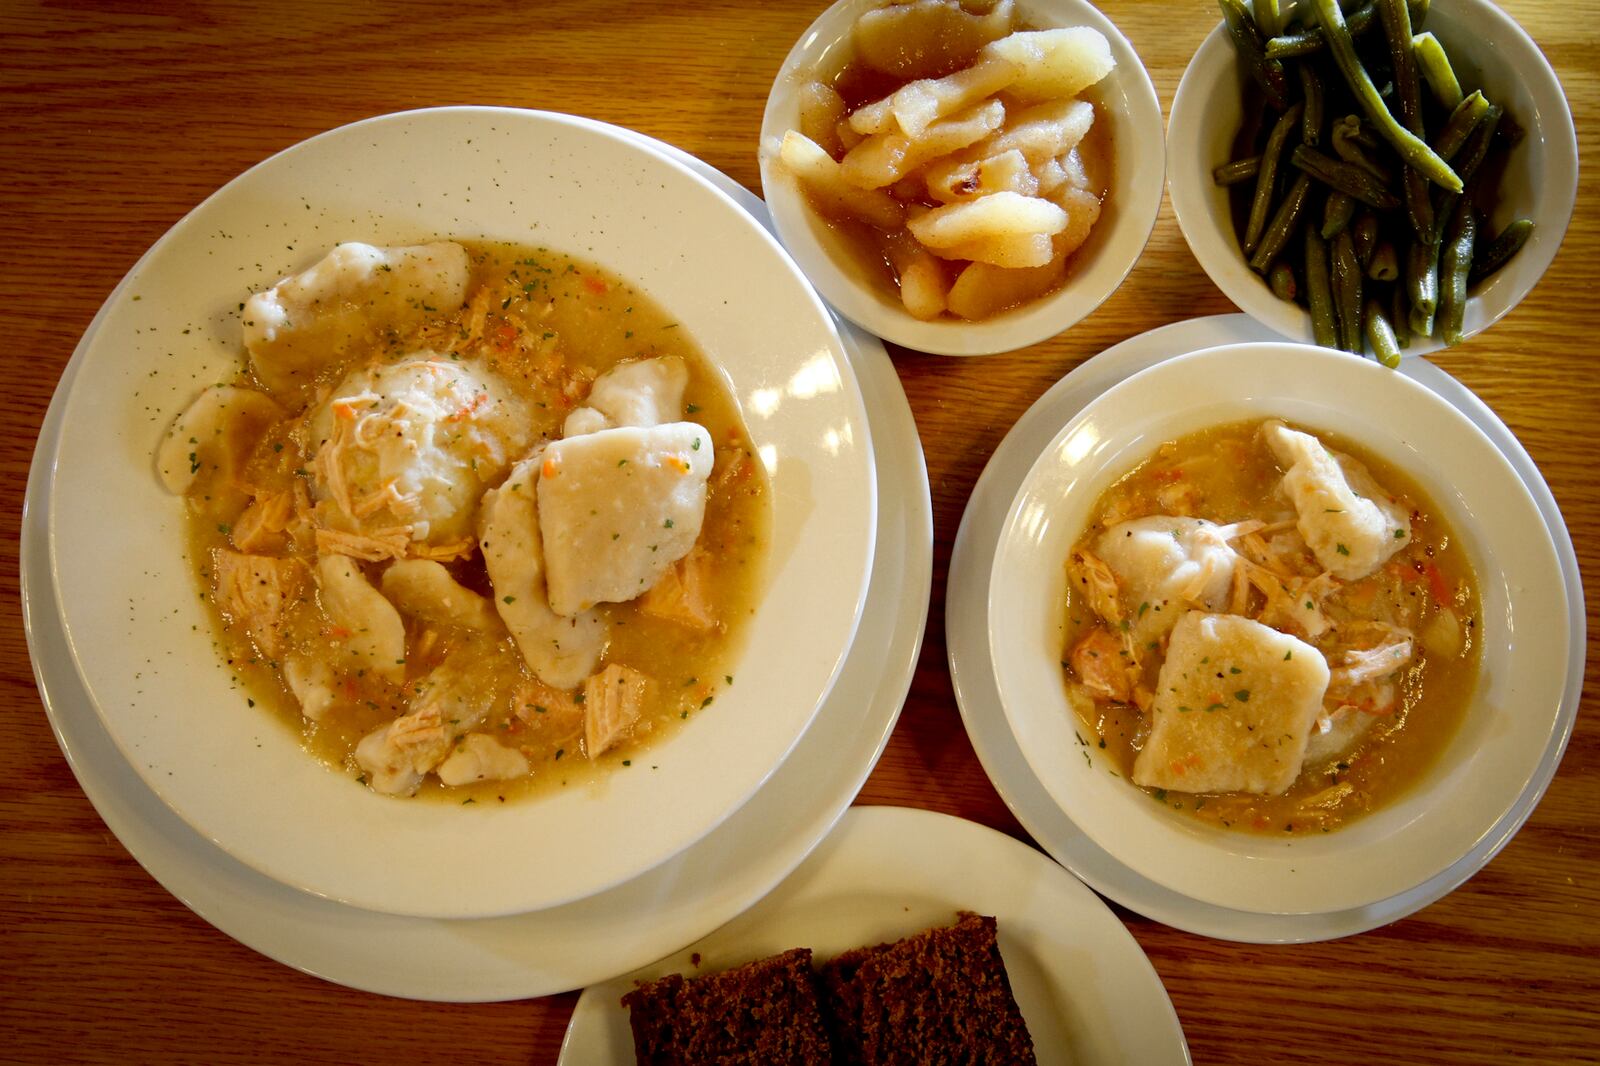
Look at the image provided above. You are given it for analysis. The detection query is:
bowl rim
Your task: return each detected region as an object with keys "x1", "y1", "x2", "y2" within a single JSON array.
[
  {"x1": 986, "y1": 340, "x2": 1571, "y2": 915},
  {"x1": 758, "y1": 0, "x2": 1166, "y2": 356},
  {"x1": 46, "y1": 105, "x2": 879, "y2": 919},
  {"x1": 1166, "y1": 0, "x2": 1579, "y2": 356}
]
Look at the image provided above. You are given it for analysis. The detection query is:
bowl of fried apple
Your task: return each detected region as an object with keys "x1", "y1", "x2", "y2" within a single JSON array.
[{"x1": 759, "y1": 0, "x2": 1164, "y2": 355}]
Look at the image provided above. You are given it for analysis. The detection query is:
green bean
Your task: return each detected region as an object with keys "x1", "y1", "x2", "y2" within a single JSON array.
[
  {"x1": 1375, "y1": 0, "x2": 1434, "y2": 241},
  {"x1": 1270, "y1": 261, "x2": 1298, "y2": 301},
  {"x1": 1290, "y1": 145, "x2": 1401, "y2": 210},
  {"x1": 1213, "y1": 156, "x2": 1262, "y2": 185},
  {"x1": 1263, "y1": 0, "x2": 1426, "y2": 58},
  {"x1": 1391, "y1": 279, "x2": 1413, "y2": 348},
  {"x1": 1434, "y1": 91, "x2": 1489, "y2": 162},
  {"x1": 1299, "y1": 63, "x2": 1325, "y2": 147},
  {"x1": 1305, "y1": 227, "x2": 1339, "y2": 348},
  {"x1": 1413, "y1": 31, "x2": 1463, "y2": 110},
  {"x1": 1254, "y1": 0, "x2": 1284, "y2": 39},
  {"x1": 1310, "y1": 0, "x2": 1462, "y2": 191},
  {"x1": 1438, "y1": 200, "x2": 1477, "y2": 346},
  {"x1": 1365, "y1": 299, "x2": 1404, "y2": 367},
  {"x1": 1322, "y1": 191, "x2": 1356, "y2": 238},
  {"x1": 1354, "y1": 211, "x2": 1379, "y2": 268},
  {"x1": 1432, "y1": 102, "x2": 1501, "y2": 242},
  {"x1": 1332, "y1": 230, "x2": 1365, "y2": 353},
  {"x1": 1219, "y1": 0, "x2": 1292, "y2": 110},
  {"x1": 1250, "y1": 172, "x2": 1314, "y2": 273},
  {"x1": 1367, "y1": 240, "x2": 1399, "y2": 281},
  {"x1": 1470, "y1": 217, "x2": 1534, "y2": 282},
  {"x1": 1407, "y1": 237, "x2": 1440, "y2": 336},
  {"x1": 1332, "y1": 115, "x2": 1392, "y2": 183},
  {"x1": 1245, "y1": 103, "x2": 1304, "y2": 254}
]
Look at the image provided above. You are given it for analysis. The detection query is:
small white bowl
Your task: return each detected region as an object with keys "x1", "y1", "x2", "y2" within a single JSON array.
[
  {"x1": 988, "y1": 342, "x2": 1571, "y2": 915},
  {"x1": 759, "y1": 0, "x2": 1164, "y2": 356},
  {"x1": 48, "y1": 108, "x2": 877, "y2": 919},
  {"x1": 1168, "y1": 0, "x2": 1578, "y2": 355}
]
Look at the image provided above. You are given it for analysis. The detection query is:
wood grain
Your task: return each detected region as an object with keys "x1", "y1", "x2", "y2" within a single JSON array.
[{"x1": 1, "y1": 1, "x2": 1595, "y2": 1063}]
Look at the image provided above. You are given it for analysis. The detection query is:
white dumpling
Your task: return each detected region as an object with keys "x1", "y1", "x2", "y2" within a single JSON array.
[
  {"x1": 562, "y1": 356, "x2": 688, "y2": 437},
  {"x1": 478, "y1": 452, "x2": 609, "y2": 689},
  {"x1": 380, "y1": 559, "x2": 500, "y2": 633},
  {"x1": 1093, "y1": 516, "x2": 1244, "y2": 644},
  {"x1": 1133, "y1": 613, "x2": 1331, "y2": 795},
  {"x1": 537, "y1": 422, "x2": 714, "y2": 616},
  {"x1": 307, "y1": 357, "x2": 532, "y2": 550},
  {"x1": 244, "y1": 242, "x2": 470, "y2": 394},
  {"x1": 315, "y1": 555, "x2": 407, "y2": 683},
  {"x1": 155, "y1": 385, "x2": 283, "y2": 519},
  {"x1": 436, "y1": 734, "x2": 530, "y2": 786},
  {"x1": 1263, "y1": 420, "x2": 1411, "y2": 581}
]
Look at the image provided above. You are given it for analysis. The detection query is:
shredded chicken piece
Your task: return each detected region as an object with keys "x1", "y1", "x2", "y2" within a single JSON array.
[
  {"x1": 409, "y1": 536, "x2": 476, "y2": 562},
  {"x1": 315, "y1": 525, "x2": 411, "y2": 561},
  {"x1": 231, "y1": 490, "x2": 295, "y2": 553},
  {"x1": 584, "y1": 663, "x2": 652, "y2": 758},
  {"x1": 1328, "y1": 628, "x2": 1414, "y2": 692},
  {"x1": 1072, "y1": 550, "x2": 1122, "y2": 627},
  {"x1": 456, "y1": 288, "x2": 491, "y2": 351},
  {"x1": 1175, "y1": 520, "x2": 1263, "y2": 602},
  {"x1": 1241, "y1": 559, "x2": 1339, "y2": 639},
  {"x1": 212, "y1": 550, "x2": 304, "y2": 657},
  {"x1": 1068, "y1": 627, "x2": 1135, "y2": 703},
  {"x1": 640, "y1": 549, "x2": 718, "y2": 631}
]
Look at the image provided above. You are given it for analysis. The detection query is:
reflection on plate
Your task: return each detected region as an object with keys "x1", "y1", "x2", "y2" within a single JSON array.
[
  {"x1": 47, "y1": 107, "x2": 877, "y2": 918},
  {"x1": 20, "y1": 124, "x2": 933, "y2": 1000},
  {"x1": 561, "y1": 806, "x2": 1190, "y2": 1065},
  {"x1": 948, "y1": 314, "x2": 1585, "y2": 942}
]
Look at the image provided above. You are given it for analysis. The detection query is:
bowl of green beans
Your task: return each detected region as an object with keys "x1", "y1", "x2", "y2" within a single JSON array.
[{"x1": 1168, "y1": 0, "x2": 1576, "y2": 362}]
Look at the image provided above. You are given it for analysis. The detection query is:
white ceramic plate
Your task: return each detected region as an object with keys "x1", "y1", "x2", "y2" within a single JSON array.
[
  {"x1": 22, "y1": 125, "x2": 934, "y2": 999},
  {"x1": 989, "y1": 341, "x2": 1568, "y2": 915},
  {"x1": 1167, "y1": 0, "x2": 1578, "y2": 355},
  {"x1": 47, "y1": 108, "x2": 878, "y2": 919},
  {"x1": 949, "y1": 314, "x2": 1584, "y2": 940},
  {"x1": 759, "y1": 0, "x2": 1164, "y2": 355},
  {"x1": 561, "y1": 806, "x2": 1190, "y2": 1065}
]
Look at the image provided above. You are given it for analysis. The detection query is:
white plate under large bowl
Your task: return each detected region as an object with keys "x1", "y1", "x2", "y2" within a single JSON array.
[
  {"x1": 562, "y1": 806, "x2": 1190, "y2": 1065},
  {"x1": 46, "y1": 107, "x2": 877, "y2": 920},
  {"x1": 760, "y1": 0, "x2": 1164, "y2": 355},
  {"x1": 988, "y1": 341, "x2": 1569, "y2": 917},
  {"x1": 22, "y1": 127, "x2": 934, "y2": 999},
  {"x1": 1168, "y1": 0, "x2": 1578, "y2": 355}
]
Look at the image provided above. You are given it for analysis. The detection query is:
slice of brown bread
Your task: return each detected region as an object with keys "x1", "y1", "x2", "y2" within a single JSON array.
[
  {"x1": 621, "y1": 947, "x2": 834, "y2": 1065},
  {"x1": 818, "y1": 913, "x2": 1037, "y2": 1065}
]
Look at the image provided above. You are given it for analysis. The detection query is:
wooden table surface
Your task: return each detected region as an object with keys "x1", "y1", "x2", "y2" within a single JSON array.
[{"x1": 2, "y1": 1, "x2": 1595, "y2": 1062}]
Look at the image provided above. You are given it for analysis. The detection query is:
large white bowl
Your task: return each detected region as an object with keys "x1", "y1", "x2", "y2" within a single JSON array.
[
  {"x1": 47, "y1": 108, "x2": 877, "y2": 919},
  {"x1": 988, "y1": 342, "x2": 1569, "y2": 915},
  {"x1": 1168, "y1": 0, "x2": 1578, "y2": 355},
  {"x1": 759, "y1": 0, "x2": 1164, "y2": 356}
]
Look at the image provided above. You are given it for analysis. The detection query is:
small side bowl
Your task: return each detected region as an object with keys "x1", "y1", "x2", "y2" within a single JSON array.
[
  {"x1": 988, "y1": 342, "x2": 1571, "y2": 915},
  {"x1": 1167, "y1": 0, "x2": 1577, "y2": 355},
  {"x1": 759, "y1": 0, "x2": 1164, "y2": 356}
]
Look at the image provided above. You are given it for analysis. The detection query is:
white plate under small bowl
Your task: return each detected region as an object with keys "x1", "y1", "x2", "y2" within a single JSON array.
[
  {"x1": 47, "y1": 107, "x2": 878, "y2": 919},
  {"x1": 561, "y1": 806, "x2": 1190, "y2": 1065},
  {"x1": 989, "y1": 340, "x2": 1568, "y2": 916},
  {"x1": 21, "y1": 126, "x2": 934, "y2": 1000},
  {"x1": 759, "y1": 0, "x2": 1164, "y2": 355},
  {"x1": 950, "y1": 314, "x2": 1585, "y2": 940},
  {"x1": 1167, "y1": 0, "x2": 1578, "y2": 355}
]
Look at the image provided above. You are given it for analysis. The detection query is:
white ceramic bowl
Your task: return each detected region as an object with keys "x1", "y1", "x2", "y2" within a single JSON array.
[
  {"x1": 988, "y1": 342, "x2": 1570, "y2": 915},
  {"x1": 47, "y1": 108, "x2": 877, "y2": 919},
  {"x1": 1168, "y1": 0, "x2": 1578, "y2": 355},
  {"x1": 759, "y1": 0, "x2": 1164, "y2": 356}
]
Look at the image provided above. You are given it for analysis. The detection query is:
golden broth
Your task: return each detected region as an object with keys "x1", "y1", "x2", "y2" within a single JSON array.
[
  {"x1": 189, "y1": 241, "x2": 769, "y2": 804},
  {"x1": 1061, "y1": 420, "x2": 1479, "y2": 834}
]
